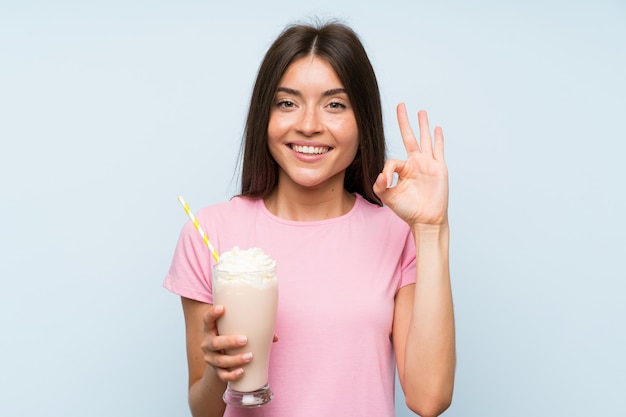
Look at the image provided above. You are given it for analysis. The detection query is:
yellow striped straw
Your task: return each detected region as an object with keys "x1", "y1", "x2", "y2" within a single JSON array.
[{"x1": 177, "y1": 196, "x2": 219, "y2": 262}]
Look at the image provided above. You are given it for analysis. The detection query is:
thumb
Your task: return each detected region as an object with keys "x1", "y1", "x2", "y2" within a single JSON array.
[{"x1": 373, "y1": 172, "x2": 390, "y2": 199}]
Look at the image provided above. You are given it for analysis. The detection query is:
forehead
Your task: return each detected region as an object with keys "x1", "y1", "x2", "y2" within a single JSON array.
[{"x1": 278, "y1": 55, "x2": 344, "y2": 88}]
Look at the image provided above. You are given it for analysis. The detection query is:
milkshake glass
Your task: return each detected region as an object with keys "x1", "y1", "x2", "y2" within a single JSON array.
[{"x1": 212, "y1": 247, "x2": 278, "y2": 407}]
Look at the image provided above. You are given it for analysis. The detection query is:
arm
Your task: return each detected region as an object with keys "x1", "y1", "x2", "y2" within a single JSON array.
[
  {"x1": 392, "y1": 224, "x2": 455, "y2": 417},
  {"x1": 181, "y1": 297, "x2": 252, "y2": 417},
  {"x1": 374, "y1": 104, "x2": 456, "y2": 416}
]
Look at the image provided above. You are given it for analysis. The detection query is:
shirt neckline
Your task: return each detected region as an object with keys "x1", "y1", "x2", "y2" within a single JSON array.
[{"x1": 257, "y1": 193, "x2": 363, "y2": 226}]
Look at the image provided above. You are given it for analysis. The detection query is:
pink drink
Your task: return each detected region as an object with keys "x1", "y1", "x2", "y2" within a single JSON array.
[{"x1": 213, "y1": 247, "x2": 278, "y2": 407}]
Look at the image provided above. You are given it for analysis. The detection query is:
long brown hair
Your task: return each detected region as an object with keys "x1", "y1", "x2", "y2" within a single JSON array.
[{"x1": 239, "y1": 21, "x2": 385, "y2": 206}]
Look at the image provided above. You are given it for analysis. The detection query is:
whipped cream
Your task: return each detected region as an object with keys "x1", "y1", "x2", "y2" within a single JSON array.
[{"x1": 213, "y1": 247, "x2": 277, "y2": 285}]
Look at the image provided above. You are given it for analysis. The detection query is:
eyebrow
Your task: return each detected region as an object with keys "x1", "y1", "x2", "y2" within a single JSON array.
[{"x1": 276, "y1": 87, "x2": 348, "y2": 97}]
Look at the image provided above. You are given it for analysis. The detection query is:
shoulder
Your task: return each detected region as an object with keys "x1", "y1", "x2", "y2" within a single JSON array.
[
  {"x1": 192, "y1": 197, "x2": 267, "y2": 250},
  {"x1": 196, "y1": 196, "x2": 262, "y2": 220},
  {"x1": 353, "y1": 194, "x2": 410, "y2": 231}
]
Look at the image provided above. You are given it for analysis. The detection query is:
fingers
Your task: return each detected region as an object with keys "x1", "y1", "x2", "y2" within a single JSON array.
[
  {"x1": 373, "y1": 159, "x2": 405, "y2": 199},
  {"x1": 397, "y1": 104, "x2": 444, "y2": 160},
  {"x1": 417, "y1": 109, "x2": 433, "y2": 155},
  {"x1": 211, "y1": 346, "x2": 253, "y2": 382},
  {"x1": 202, "y1": 305, "x2": 252, "y2": 382},
  {"x1": 396, "y1": 103, "x2": 420, "y2": 153},
  {"x1": 372, "y1": 172, "x2": 389, "y2": 198},
  {"x1": 433, "y1": 126, "x2": 445, "y2": 161},
  {"x1": 202, "y1": 304, "x2": 224, "y2": 333}
]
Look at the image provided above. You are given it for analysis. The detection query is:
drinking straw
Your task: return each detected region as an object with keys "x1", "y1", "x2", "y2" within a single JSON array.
[{"x1": 177, "y1": 196, "x2": 219, "y2": 262}]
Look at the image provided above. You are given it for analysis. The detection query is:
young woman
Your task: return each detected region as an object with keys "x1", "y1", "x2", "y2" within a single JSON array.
[{"x1": 164, "y1": 21, "x2": 455, "y2": 417}]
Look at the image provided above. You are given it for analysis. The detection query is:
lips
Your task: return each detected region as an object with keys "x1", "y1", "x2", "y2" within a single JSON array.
[{"x1": 290, "y1": 144, "x2": 331, "y2": 155}]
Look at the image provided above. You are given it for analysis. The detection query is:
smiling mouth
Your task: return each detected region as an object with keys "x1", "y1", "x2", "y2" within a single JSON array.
[{"x1": 290, "y1": 144, "x2": 331, "y2": 155}]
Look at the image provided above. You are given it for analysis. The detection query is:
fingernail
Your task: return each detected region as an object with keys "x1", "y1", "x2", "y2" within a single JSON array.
[
  {"x1": 237, "y1": 336, "x2": 247, "y2": 344},
  {"x1": 243, "y1": 352, "x2": 253, "y2": 360},
  {"x1": 214, "y1": 305, "x2": 223, "y2": 313}
]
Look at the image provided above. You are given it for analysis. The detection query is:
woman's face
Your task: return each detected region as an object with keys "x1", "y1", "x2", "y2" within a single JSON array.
[{"x1": 267, "y1": 55, "x2": 359, "y2": 191}]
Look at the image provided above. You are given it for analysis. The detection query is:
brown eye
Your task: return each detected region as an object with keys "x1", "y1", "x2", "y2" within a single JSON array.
[
  {"x1": 277, "y1": 100, "x2": 295, "y2": 109},
  {"x1": 328, "y1": 101, "x2": 347, "y2": 110}
]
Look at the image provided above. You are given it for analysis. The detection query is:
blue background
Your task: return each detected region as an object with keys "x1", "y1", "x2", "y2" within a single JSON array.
[{"x1": 1, "y1": 1, "x2": 625, "y2": 416}]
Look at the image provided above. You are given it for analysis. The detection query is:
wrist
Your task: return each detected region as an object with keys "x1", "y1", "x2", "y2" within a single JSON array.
[{"x1": 411, "y1": 222, "x2": 449, "y2": 242}]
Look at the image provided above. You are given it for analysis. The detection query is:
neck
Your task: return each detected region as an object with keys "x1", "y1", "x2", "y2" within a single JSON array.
[{"x1": 264, "y1": 179, "x2": 356, "y2": 222}]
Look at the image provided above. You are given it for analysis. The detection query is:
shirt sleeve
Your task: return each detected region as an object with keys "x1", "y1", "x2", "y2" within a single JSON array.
[
  {"x1": 163, "y1": 219, "x2": 215, "y2": 304},
  {"x1": 398, "y1": 229, "x2": 417, "y2": 290}
]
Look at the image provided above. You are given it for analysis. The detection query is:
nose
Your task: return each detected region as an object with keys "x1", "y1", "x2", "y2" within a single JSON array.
[{"x1": 296, "y1": 107, "x2": 323, "y2": 136}]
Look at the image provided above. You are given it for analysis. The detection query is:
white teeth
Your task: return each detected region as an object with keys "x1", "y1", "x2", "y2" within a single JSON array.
[{"x1": 291, "y1": 145, "x2": 330, "y2": 155}]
